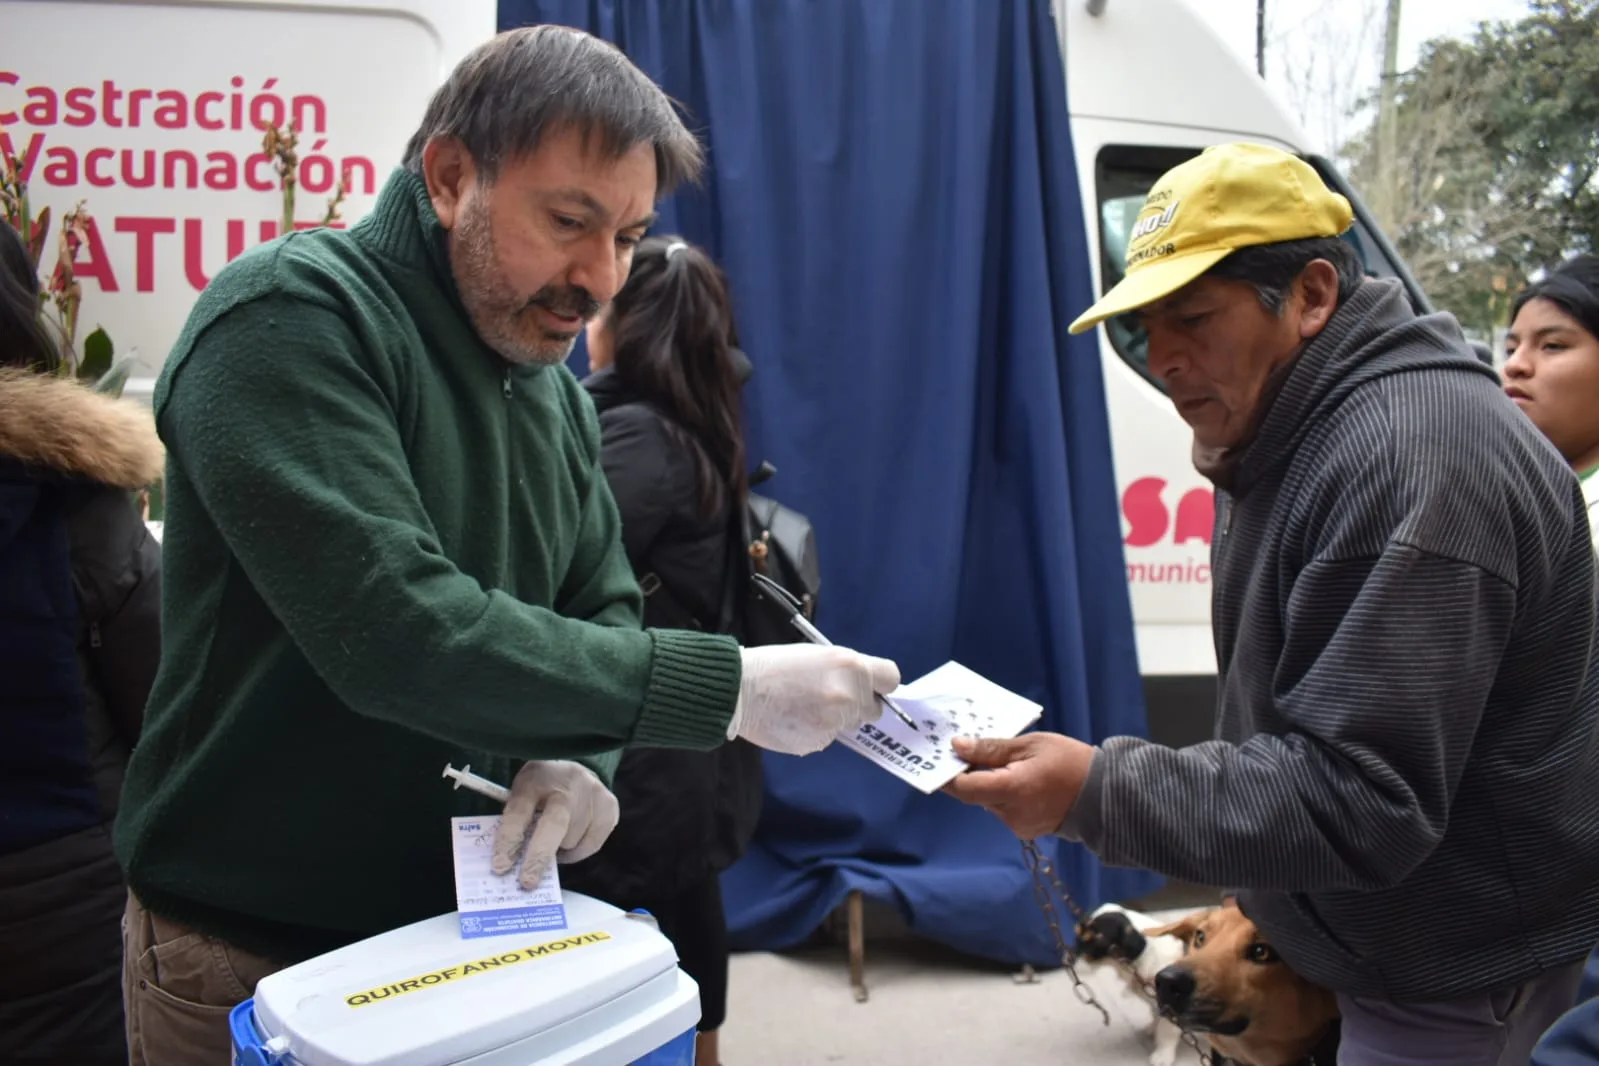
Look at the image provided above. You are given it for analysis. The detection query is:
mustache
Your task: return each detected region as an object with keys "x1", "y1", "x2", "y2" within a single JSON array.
[{"x1": 527, "y1": 285, "x2": 600, "y2": 320}]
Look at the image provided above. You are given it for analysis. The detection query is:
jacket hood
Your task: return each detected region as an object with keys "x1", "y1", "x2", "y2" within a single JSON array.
[
  {"x1": 1224, "y1": 277, "x2": 1497, "y2": 497},
  {"x1": 0, "y1": 369, "x2": 164, "y2": 489},
  {"x1": 583, "y1": 346, "x2": 754, "y2": 416},
  {"x1": 582, "y1": 366, "x2": 632, "y2": 415}
]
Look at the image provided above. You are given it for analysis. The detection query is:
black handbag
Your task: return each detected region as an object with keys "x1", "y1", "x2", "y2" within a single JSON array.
[
  {"x1": 736, "y1": 462, "x2": 822, "y2": 644},
  {"x1": 640, "y1": 460, "x2": 822, "y2": 646}
]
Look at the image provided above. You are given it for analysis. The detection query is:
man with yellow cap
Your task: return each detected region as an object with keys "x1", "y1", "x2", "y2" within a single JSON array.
[{"x1": 946, "y1": 143, "x2": 1599, "y2": 1063}]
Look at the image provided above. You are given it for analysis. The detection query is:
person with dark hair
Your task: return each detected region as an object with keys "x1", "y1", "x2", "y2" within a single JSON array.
[
  {"x1": 0, "y1": 226, "x2": 61, "y2": 374},
  {"x1": 0, "y1": 222, "x2": 163, "y2": 1065},
  {"x1": 1504, "y1": 254, "x2": 1599, "y2": 545},
  {"x1": 1503, "y1": 254, "x2": 1599, "y2": 1066},
  {"x1": 945, "y1": 143, "x2": 1599, "y2": 1063},
  {"x1": 113, "y1": 26, "x2": 898, "y2": 1065},
  {"x1": 559, "y1": 235, "x2": 756, "y2": 1066}
]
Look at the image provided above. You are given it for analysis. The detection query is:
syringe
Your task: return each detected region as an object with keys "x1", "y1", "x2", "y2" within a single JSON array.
[{"x1": 441, "y1": 762, "x2": 511, "y2": 804}]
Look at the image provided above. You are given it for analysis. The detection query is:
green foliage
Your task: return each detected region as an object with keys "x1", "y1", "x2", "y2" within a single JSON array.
[
  {"x1": 79, "y1": 325, "x2": 113, "y2": 381},
  {"x1": 1342, "y1": 0, "x2": 1599, "y2": 334}
]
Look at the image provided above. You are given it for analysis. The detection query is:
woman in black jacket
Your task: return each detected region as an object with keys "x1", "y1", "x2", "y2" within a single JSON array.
[
  {"x1": 0, "y1": 222, "x2": 163, "y2": 1065},
  {"x1": 566, "y1": 235, "x2": 760, "y2": 1066}
]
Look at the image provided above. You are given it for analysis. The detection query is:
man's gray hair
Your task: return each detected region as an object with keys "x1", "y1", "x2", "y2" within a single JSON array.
[
  {"x1": 401, "y1": 25, "x2": 704, "y2": 193},
  {"x1": 1205, "y1": 237, "x2": 1366, "y2": 315}
]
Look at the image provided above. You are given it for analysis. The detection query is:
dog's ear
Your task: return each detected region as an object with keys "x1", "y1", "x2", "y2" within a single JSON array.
[
  {"x1": 1220, "y1": 894, "x2": 1240, "y2": 911},
  {"x1": 1145, "y1": 908, "x2": 1210, "y2": 945}
]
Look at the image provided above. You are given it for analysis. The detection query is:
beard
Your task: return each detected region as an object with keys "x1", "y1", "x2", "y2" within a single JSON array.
[{"x1": 449, "y1": 199, "x2": 601, "y2": 367}]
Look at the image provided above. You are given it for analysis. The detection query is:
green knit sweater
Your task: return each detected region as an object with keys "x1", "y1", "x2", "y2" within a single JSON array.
[{"x1": 114, "y1": 168, "x2": 742, "y2": 960}]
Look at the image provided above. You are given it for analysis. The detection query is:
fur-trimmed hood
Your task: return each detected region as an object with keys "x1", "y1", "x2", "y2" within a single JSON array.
[{"x1": 0, "y1": 368, "x2": 164, "y2": 488}]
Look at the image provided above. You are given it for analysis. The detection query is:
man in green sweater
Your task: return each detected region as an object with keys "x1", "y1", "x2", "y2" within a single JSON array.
[{"x1": 114, "y1": 26, "x2": 899, "y2": 1066}]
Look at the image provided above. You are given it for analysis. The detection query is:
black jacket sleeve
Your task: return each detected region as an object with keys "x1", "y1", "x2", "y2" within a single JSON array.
[
  {"x1": 596, "y1": 404, "x2": 696, "y2": 572},
  {"x1": 66, "y1": 485, "x2": 162, "y2": 749},
  {"x1": 1070, "y1": 545, "x2": 1512, "y2": 892}
]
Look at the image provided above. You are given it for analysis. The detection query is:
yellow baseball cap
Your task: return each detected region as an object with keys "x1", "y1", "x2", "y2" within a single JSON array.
[{"x1": 1068, "y1": 142, "x2": 1354, "y2": 335}]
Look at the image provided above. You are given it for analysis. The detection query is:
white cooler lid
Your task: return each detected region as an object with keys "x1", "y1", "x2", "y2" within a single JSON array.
[{"x1": 251, "y1": 892, "x2": 692, "y2": 1066}]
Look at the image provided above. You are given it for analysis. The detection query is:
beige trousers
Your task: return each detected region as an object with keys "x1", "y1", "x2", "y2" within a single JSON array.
[{"x1": 121, "y1": 891, "x2": 288, "y2": 1066}]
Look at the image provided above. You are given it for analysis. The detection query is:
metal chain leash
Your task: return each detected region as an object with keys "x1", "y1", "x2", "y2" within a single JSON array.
[{"x1": 1021, "y1": 839, "x2": 1215, "y2": 1065}]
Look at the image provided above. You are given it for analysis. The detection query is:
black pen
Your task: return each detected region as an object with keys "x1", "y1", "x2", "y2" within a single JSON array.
[{"x1": 750, "y1": 574, "x2": 919, "y2": 731}]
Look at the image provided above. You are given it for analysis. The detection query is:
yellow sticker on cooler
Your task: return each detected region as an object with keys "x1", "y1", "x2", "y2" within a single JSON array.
[{"x1": 343, "y1": 930, "x2": 613, "y2": 1008}]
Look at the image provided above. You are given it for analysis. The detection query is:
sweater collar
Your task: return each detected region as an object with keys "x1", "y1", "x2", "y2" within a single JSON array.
[
  {"x1": 354, "y1": 166, "x2": 455, "y2": 283},
  {"x1": 352, "y1": 167, "x2": 550, "y2": 381}
]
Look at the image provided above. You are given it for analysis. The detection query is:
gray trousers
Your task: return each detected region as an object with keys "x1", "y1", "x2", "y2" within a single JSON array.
[
  {"x1": 0, "y1": 827, "x2": 128, "y2": 1066},
  {"x1": 1338, "y1": 961, "x2": 1585, "y2": 1065}
]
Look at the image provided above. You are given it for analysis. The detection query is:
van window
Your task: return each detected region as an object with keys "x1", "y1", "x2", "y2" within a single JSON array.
[
  {"x1": 1094, "y1": 146, "x2": 1197, "y2": 393},
  {"x1": 1093, "y1": 145, "x2": 1435, "y2": 393}
]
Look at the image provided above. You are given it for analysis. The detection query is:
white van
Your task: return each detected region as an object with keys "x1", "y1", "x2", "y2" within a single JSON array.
[
  {"x1": 7, "y1": 0, "x2": 1433, "y2": 741},
  {"x1": 2, "y1": 0, "x2": 497, "y2": 391}
]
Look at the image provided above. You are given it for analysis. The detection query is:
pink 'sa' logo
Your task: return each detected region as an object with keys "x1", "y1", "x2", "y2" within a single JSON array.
[{"x1": 1121, "y1": 477, "x2": 1214, "y2": 548}]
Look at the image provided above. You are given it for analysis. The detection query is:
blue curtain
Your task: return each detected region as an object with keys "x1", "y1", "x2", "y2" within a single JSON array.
[{"x1": 499, "y1": 0, "x2": 1162, "y2": 967}]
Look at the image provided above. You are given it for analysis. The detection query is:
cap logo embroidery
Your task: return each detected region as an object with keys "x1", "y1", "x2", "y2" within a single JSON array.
[{"x1": 1130, "y1": 199, "x2": 1181, "y2": 244}]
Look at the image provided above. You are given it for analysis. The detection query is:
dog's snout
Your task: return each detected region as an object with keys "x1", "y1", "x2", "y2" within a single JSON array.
[{"x1": 1155, "y1": 966, "x2": 1196, "y2": 1013}]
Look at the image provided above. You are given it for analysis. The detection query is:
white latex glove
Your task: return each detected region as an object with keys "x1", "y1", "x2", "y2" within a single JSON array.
[
  {"x1": 728, "y1": 644, "x2": 901, "y2": 756},
  {"x1": 491, "y1": 761, "x2": 620, "y2": 890}
]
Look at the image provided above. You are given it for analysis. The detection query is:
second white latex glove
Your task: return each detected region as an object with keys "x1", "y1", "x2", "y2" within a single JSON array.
[
  {"x1": 728, "y1": 644, "x2": 901, "y2": 756},
  {"x1": 490, "y1": 760, "x2": 620, "y2": 890}
]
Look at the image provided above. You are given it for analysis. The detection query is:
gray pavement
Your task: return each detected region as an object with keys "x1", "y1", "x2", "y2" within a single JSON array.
[{"x1": 720, "y1": 912, "x2": 1208, "y2": 1066}]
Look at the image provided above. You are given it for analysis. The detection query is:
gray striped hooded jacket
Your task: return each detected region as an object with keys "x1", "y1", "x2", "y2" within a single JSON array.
[{"x1": 1066, "y1": 278, "x2": 1599, "y2": 1001}]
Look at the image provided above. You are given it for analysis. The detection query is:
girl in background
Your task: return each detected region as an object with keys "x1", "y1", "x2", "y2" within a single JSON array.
[
  {"x1": 566, "y1": 235, "x2": 762, "y2": 1066},
  {"x1": 1502, "y1": 254, "x2": 1599, "y2": 546},
  {"x1": 0, "y1": 222, "x2": 163, "y2": 1064},
  {"x1": 1509, "y1": 254, "x2": 1599, "y2": 1066}
]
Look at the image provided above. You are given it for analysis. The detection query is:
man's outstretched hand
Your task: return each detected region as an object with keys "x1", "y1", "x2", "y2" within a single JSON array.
[{"x1": 942, "y1": 733, "x2": 1098, "y2": 839}]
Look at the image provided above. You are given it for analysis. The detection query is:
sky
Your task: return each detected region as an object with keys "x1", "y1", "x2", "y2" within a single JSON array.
[{"x1": 1191, "y1": 0, "x2": 1536, "y2": 154}]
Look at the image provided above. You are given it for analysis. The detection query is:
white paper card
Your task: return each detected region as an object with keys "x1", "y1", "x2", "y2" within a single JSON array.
[
  {"x1": 838, "y1": 660, "x2": 1044, "y2": 793},
  {"x1": 450, "y1": 815, "x2": 568, "y2": 940}
]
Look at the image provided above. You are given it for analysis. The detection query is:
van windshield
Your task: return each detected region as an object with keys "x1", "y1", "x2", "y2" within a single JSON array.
[{"x1": 1095, "y1": 160, "x2": 1174, "y2": 387}]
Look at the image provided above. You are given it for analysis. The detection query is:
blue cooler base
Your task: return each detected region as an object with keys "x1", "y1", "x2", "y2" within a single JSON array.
[
  {"x1": 232, "y1": 1001, "x2": 697, "y2": 1066},
  {"x1": 233, "y1": 1003, "x2": 697, "y2": 1066},
  {"x1": 633, "y1": 1027, "x2": 695, "y2": 1066}
]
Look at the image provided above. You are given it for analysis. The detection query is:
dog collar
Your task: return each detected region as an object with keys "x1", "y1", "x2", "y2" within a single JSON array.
[{"x1": 1201, "y1": 1023, "x2": 1339, "y2": 1066}]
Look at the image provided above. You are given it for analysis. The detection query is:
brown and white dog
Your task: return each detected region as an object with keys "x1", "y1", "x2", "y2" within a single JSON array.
[{"x1": 1146, "y1": 901, "x2": 1341, "y2": 1066}]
